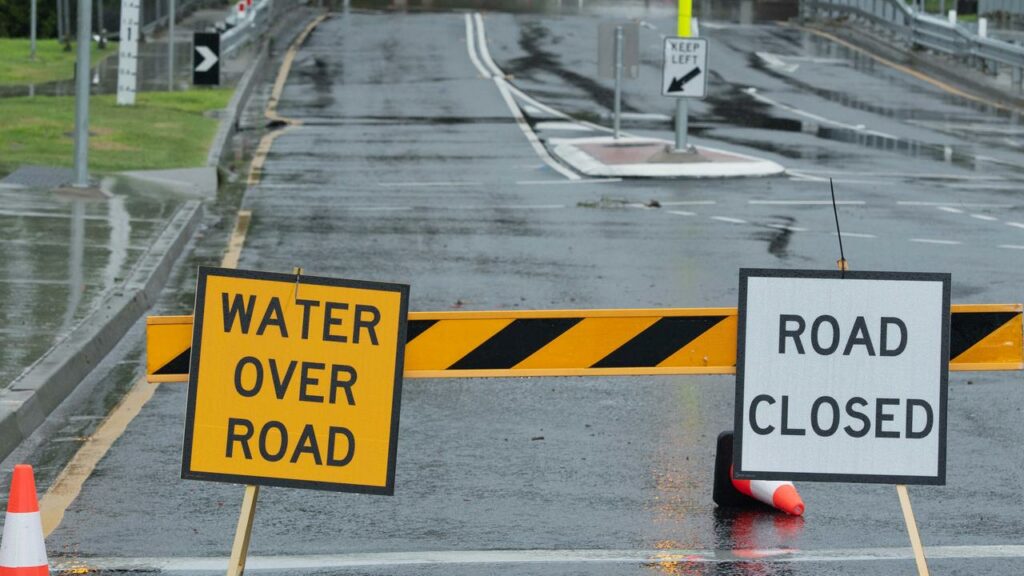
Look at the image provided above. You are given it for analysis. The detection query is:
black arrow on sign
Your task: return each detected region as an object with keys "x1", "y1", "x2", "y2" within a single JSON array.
[{"x1": 667, "y1": 67, "x2": 702, "y2": 93}]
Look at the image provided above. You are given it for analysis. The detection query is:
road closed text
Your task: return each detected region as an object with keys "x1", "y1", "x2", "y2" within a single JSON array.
[
  {"x1": 183, "y1": 268, "x2": 408, "y2": 493},
  {"x1": 749, "y1": 312, "x2": 935, "y2": 441},
  {"x1": 735, "y1": 270, "x2": 949, "y2": 484}
]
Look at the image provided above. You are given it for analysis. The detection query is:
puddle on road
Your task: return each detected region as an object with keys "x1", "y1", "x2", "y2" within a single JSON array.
[{"x1": 700, "y1": 84, "x2": 1024, "y2": 173}]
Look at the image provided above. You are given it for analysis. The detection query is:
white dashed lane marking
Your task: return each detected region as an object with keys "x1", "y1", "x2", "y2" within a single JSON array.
[{"x1": 910, "y1": 238, "x2": 962, "y2": 245}]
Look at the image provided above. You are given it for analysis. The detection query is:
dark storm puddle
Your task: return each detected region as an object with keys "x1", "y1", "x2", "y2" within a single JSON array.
[
  {"x1": 735, "y1": 27, "x2": 1022, "y2": 126},
  {"x1": 702, "y1": 84, "x2": 1024, "y2": 171},
  {"x1": 502, "y1": 20, "x2": 642, "y2": 114},
  {"x1": 752, "y1": 216, "x2": 797, "y2": 259}
]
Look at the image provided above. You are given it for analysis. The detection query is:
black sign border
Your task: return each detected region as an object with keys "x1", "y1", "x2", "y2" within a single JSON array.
[
  {"x1": 181, "y1": 266, "x2": 410, "y2": 495},
  {"x1": 733, "y1": 268, "x2": 950, "y2": 485}
]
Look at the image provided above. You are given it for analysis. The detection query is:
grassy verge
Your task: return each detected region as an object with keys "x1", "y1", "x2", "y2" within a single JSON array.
[
  {"x1": 0, "y1": 90, "x2": 234, "y2": 173},
  {"x1": 0, "y1": 38, "x2": 113, "y2": 86}
]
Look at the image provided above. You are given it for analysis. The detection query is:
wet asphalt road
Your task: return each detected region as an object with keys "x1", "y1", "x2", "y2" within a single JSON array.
[{"x1": 26, "y1": 3, "x2": 1024, "y2": 575}]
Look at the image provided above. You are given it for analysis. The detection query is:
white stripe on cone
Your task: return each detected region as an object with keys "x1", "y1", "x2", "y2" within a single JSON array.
[
  {"x1": 749, "y1": 479, "x2": 790, "y2": 504},
  {"x1": 0, "y1": 511, "x2": 48, "y2": 569}
]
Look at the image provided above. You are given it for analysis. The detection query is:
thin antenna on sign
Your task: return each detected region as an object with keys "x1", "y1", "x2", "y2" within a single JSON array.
[
  {"x1": 830, "y1": 178, "x2": 847, "y2": 278},
  {"x1": 293, "y1": 266, "x2": 303, "y2": 302}
]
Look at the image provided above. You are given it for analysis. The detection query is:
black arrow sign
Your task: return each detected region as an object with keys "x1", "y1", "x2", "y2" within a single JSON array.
[{"x1": 667, "y1": 67, "x2": 702, "y2": 93}]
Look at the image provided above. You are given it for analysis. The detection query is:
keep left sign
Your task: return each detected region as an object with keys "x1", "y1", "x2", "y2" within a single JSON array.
[
  {"x1": 182, "y1": 267, "x2": 409, "y2": 494},
  {"x1": 734, "y1": 269, "x2": 950, "y2": 485}
]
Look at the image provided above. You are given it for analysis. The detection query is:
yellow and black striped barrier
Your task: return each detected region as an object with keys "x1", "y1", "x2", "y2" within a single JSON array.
[{"x1": 146, "y1": 304, "x2": 1023, "y2": 382}]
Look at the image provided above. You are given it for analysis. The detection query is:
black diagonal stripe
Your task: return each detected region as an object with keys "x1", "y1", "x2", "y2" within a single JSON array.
[
  {"x1": 448, "y1": 318, "x2": 582, "y2": 370},
  {"x1": 950, "y1": 312, "x2": 1018, "y2": 360},
  {"x1": 406, "y1": 320, "x2": 438, "y2": 343},
  {"x1": 155, "y1": 348, "x2": 191, "y2": 375},
  {"x1": 592, "y1": 316, "x2": 726, "y2": 368}
]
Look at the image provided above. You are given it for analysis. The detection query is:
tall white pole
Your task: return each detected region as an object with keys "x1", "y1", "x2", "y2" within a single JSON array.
[{"x1": 73, "y1": 0, "x2": 93, "y2": 188}]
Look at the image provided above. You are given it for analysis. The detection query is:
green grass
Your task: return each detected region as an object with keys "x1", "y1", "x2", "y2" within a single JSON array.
[
  {"x1": 0, "y1": 90, "x2": 234, "y2": 173},
  {"x1": 0, "y1": 38, "x2": 113, "y2": 86}
]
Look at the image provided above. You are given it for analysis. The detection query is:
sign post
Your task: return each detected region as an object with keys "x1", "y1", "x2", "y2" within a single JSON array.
[
  {"x1": 597, "y1": 22, "x2": 638, "y2": 139},
  {"x1": 674, "y1": 0, "x2": 692, "y2": 151},
  {"x1": 735, "y1": 268, "x2": 948, "y2": 575},
  {"x1": 183, "y1": 266, "x2": 409, "y2": 574}
]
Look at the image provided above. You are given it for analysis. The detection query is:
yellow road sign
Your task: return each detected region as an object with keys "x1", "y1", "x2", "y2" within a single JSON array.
[
  {"x1": 150, "y1": 304, "x2": 1023, "y2": 382},
  {"x1": 181, "y1": 267, "x2": 409, "y2": 494}
]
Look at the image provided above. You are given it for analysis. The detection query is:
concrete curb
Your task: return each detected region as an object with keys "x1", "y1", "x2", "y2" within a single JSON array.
[
  {"x1": 207, "y1": 41, "x2": 271, "y2": 167},
  {"x1": 0, "y1": 200, "x2": 203, "y2": 462},
  {"x1": 550, "y1": 137, "x2": 786, "y2": 179}
]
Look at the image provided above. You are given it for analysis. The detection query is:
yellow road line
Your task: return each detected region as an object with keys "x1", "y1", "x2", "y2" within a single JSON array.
[
  {"x1": 792, "y1": 24, "x2": 1017, "y2": 112},
  {"x1": 39, "y1": 12, "x2": 328, "y2": 537},
  {"x1": 248, "y1": 14, "x2": 329, "y2": 187},
  {"x1": 40, "y1": 377, "x2": 158, "y2": 537},
  {"x1": 40, "y1": 208, "x2": 256, "y2": 535}
]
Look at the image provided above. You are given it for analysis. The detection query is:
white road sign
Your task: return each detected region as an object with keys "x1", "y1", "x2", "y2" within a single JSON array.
[
  {"x1": 734, "y1": 269, "x2": 950, "y2": 485},
  {"x1": 662, "y1": 37, "x2": 707, "y2": 98}
]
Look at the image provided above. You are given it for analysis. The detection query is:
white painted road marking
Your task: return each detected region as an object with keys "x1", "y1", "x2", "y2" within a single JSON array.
[
  {"x1": 998, "y1": 245, "x2": 1024, "y2": 250},
  {"x1": 767, "y1": 224, "x2": 808, "y2": 232},
  {"x1": 712, "y1": 216, "x2": 748, "y2": 224},
  {"x1": 748, "y1": 200, "x2": 865, "y2": 205},
  {"x1": 898, "y1": 201, "x2": 1013, "y2": 208},
  {"x1": 668, "y1": 210, "x2": 696, "y2": 216},
  {"x1": 378, "y1": 181, "x2": 481, "y2": 187},
  {"x1": 971, "y1": 214, "x2": 999, "y2": 221},
  {"x1": 516, "y1": 178, "x2": 621, "y2": 185},
  {"x1": 837, "y1": 232, "x2": 877, "y2": 238},
  {"x1": 910, "y1": 238, "x2": 962, "y2": 245},
  {"x1": 1007, "y1": 222, "x2": 1024, "y2": 229},
  {"x1": 56, "y1": 545, "x2": 1024, "y2": 572},
  {"x1": 937, "y1": 206, "x2": 963, "y2": 214}
]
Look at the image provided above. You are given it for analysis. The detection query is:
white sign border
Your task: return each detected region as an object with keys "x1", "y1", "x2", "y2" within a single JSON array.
[{"x1": 732, "y1": 268, "x2": 951, "y2": 485}]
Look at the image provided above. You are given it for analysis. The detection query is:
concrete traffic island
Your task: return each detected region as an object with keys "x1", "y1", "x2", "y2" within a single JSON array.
[{"x1": 550, "y1": 136, "x2": 785, "y2": 178}]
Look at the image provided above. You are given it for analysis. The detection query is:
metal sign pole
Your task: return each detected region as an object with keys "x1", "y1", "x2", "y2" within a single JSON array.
[
  {"x1": 675, "y1": 0, "x2": 691, "y2": 151},
  {"x1": 674, "y1": 100, "x2": 688, "y2": 151},
  {"x1": 30, "y1": 0, "x2": 37, "y2": 59},
  {"x1": 168, "y1": 0, "x2": 175, "y2": 90},
  {"x1": 73, "y1": 0, "x2": 93, "y2": 188},
  {"x1": 613, "y1": 25, "x2": 623, "y2": 140}
]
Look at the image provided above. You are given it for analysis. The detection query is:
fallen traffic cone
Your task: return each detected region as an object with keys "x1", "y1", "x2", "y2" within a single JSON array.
[
  {"x1": 730, "y1": 466, "x2": 804, "y2": 516},
  {"x1": 0, "y1": 465, "x2": 49, "y2": 575},
  {"x1": 712, "y1": 431, "x2": 805, "y2": 516}
]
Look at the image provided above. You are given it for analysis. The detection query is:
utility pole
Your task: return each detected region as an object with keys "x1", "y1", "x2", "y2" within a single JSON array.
[
  {"x1": 56, "y1": 0, "x2": 64, "y2": 48},
  {"x1": 30, "y1": 0, "x2": 37, "y2": 59},
  {"x1": 63, "y1": 0, "x2": 72, "y2": 51},
  {"x1": 168, "y1": 0, "x2": 175, "y2": 90},
  {"x1": 73, "y1": 0, "x2": 93, "y2": 188},
  {"x1": 97, "y1": 0, "x2": 107, "y2": 48}
]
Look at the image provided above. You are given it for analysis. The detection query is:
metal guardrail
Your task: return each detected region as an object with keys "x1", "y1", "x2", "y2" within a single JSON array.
[
  {"x1": 803, "y1": 0, "x2": 1024, "y2": 91},
  {"x1": 217, "y1": 0, "x2": 274, "y2": 56}
]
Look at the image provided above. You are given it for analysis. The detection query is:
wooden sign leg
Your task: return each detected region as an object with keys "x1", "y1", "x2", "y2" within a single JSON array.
[
  {"x1": 896, "y1": 484, "x2": 930, "y2": 576},
  {"x1": 227, "y1": 484, "x2": 260, "y2": 576}
]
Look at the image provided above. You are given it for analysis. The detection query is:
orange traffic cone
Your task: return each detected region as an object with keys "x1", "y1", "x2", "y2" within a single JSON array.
[
  {"x1": 730, "y1": 465, "x2": 805, "y2": 516},
  {"x1": 0, "y1": 465, "x2": 49, "y2": 575}
]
